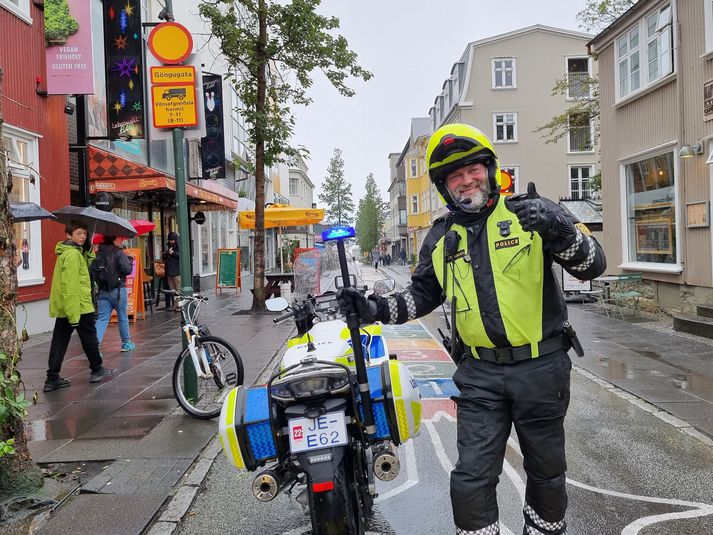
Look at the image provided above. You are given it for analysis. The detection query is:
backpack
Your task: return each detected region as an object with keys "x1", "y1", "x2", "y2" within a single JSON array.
[{"x1": 90, "y1": 248, "x2": 121, "y2": 291}]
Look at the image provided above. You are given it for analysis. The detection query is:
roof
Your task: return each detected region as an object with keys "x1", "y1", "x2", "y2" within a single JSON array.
[
  {"x1": 410, "y1": 117, "x2": 432, "y2": 142},
  {"x1": 588, "y1": 0, "x2": 650, "y2": 50},
  {"x1": 468, "y1": 24, "x2": 592, "y2": 50},
  {"x1": 558, "y1": 199, "x2": 603, "y2": 224}
]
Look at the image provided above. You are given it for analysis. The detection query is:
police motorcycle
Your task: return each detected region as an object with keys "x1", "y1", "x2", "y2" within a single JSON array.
[{"x1": 218, "y1": 227, "x2": 422, "y2": 535}]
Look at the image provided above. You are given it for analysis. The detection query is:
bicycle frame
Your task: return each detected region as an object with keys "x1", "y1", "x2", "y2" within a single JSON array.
[{"x1": 178, "y1": 298, "x2": 213, "y2": 380}]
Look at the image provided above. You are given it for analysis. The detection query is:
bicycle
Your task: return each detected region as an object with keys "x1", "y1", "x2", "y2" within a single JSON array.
[{"x1": 163, "y1": 290, "x2": 244, "y2": 419}]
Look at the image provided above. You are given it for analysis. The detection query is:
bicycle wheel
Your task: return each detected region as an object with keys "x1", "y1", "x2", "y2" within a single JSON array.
[{"x1": 172, "y1": 336, "x2": 244, "y2": 419}]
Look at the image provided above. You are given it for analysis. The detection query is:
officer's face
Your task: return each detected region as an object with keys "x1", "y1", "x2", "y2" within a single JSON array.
[{"x1": 445, "y1": 163, "x2": 490, "y2": 211}]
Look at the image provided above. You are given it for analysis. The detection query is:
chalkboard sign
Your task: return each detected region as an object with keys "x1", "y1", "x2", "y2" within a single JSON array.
[{"x1": 216, "y1": 249, "x2": 241, "y2": 293}]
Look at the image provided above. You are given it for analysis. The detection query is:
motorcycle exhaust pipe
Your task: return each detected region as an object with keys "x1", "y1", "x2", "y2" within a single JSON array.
[
  {"x1": 252, "y1": 469, "x2": 296, "y2": 502},
  {"x1": 373, "y1": 443, "x2": 400, "y2": 482}
]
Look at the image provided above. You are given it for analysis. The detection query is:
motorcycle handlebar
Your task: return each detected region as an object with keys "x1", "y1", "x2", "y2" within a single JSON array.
[{"x1": 273, "y1": 309, "x2": 296, "y2": 324}]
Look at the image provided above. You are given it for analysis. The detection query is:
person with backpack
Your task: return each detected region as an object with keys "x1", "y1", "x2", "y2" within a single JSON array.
[
  {"x1": 92, "y1": 235, "x2": 135, "y2": 351},
  {"x1": 45, "y1": 221, "x2": 115, "y2": 392}
]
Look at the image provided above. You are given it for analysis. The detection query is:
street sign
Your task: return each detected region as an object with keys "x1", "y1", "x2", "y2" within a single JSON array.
[
  {"x1": 148, "y1": 22, "x2": 193, "y2": 65},
  {"x1": 193, "y1": 211, "x2": 206, "y2": 225},
  {"x1": 151, "y1": 84, "x2": 198, "y2": 128},
  {"x1": 150, "y1": 66, "x2": 196, "y2": 85}
]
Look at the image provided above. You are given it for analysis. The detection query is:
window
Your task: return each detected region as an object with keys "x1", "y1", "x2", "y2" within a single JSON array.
[
  {"x1": 1, "y1": 0, "x2": 32, "y2": 23},
  {"x1": 3, "y1": 125, "x2": 43, "y2": 286},
  {"x1": 568, "y1": 113, "x2": 593, "y2": 152},
  {"x1": 492, "y1": 58, "x2": 516, "y2": 88},
  {"x1": 411, "y1": 195, "x2": 419, "y2": 214},
  {"x1": 289, "y1": 177, "x2": 299, "y2": 195},
  {"x1": 493, "y1": 113, "x2": 517, "y2": 142},
  {"x1": 567, "y1": 57, "x2": 591, "y2": 99},
  {"x1": 410, "y1": 158, "x2": 418, "y2": 178},
  {"x1": 624, "y1": 151, "x2": 676, "y2": 265},
  {"x1": 616, "y1": 4, "x2": 673, "y2": 100},
  {"x1": 569, "y1": 166, "x2": 594, "y2": 200},
  {"x1": 706, "y1": 0, "x2": 713, "y2": 53},
  {"x1": 399, "y1": 209, "x2": 407, "y2": 225},
  {"x1": 397, "y1": 181, "x2": 405, "y2": 197},
  {"x1": 500, "y1": 166, "x2": 519, "y2": 193}
]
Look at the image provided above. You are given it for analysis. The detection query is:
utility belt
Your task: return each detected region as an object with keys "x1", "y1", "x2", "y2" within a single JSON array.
[{"x1": 468, "y1": 333, "x2": 570, "y2": 365}]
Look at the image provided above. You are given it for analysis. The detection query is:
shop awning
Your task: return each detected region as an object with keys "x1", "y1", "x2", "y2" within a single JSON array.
[
  {"x1": 238, "y1": 204, "x2": 325, "y2": 229},
  {"x1": 88, "y1": 147, "x2": 238, "y2": 210}
]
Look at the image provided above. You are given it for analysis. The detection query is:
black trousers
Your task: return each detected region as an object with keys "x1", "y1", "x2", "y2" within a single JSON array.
[
  {"x1": 450, "y1": 349, "x2": 571, "y2": 534},
  {"x1": 47, "y1": 314, "x2": 104, "y2": 381}
]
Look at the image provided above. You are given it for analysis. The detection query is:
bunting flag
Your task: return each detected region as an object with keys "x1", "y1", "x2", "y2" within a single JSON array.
[{"x1": 103, "y1": 0, "x2": 145, "y2": 139}]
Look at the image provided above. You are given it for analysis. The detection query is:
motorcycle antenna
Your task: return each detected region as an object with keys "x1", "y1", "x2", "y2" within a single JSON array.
[{"x1": 325, "y1": 226, "x2": 377, "y2": 437}]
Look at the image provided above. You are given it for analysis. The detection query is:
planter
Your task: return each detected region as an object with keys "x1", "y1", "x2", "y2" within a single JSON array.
[{"x1": 46, "y1": 38, "x2": 67, "y2": 47}]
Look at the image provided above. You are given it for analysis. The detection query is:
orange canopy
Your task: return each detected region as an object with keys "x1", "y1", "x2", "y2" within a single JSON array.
[{"x1": 238, "y1": 204, "x2": 325, "y2": 229}]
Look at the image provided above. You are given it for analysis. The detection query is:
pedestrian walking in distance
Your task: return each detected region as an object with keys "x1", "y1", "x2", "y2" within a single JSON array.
[
  {"x1": 45, "y1": 221, "x2": 115, "y2": 392},
  {"x1": 338, "y1": 123, "x2": 606, "y2": 534},
  {"x1": 92, "y1": 235, "x2": 135, "y2": 352},
  {"x1": 163, "y1": 231, "x2": 181, "y2": 311}
]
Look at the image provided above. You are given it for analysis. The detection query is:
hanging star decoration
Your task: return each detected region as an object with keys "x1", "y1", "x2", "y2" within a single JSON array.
[
  {"x1": 108, "y1": 5, "x2": 115, "y2": 20},
  {"x1": 114, "y1": 35, "x2": 128, "y2": 50},
  {"x1": 128, "y1": 79, "x2": 134, "y2": 91},
  {"x1": 124, "y1": 1, "x2": 135, "y2": 17},
  {"x1": 113, "y1": 102, "x2": 122, "y2": 114},
  {"x1": 119, "y1": 90, "x2": 127, "y2": 107},
  {"x1": 132, "y1": 101, "x2": 142, "y2": 112},
  {"x1": 112, "y1": 57, "x2": 136, "y2": 78},
  {"x1": 119, "y1": 10, "x2": 128, "y2": 33}
]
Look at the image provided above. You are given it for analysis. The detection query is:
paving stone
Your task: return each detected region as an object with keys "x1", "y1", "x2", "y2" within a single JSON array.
[
  {"x1": 159, "y1": 486, "x2": 200, "y2": 522},
  {"x1": 83, "y1": 457, "x2": 193, "y2": 494},
  {"x1": 35, "y1": 494, "x2": 167, "y2": 535}
]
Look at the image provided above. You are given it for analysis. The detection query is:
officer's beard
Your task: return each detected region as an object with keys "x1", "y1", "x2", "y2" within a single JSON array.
[{"x1": 449, "y1": 183, "x2": 490, "y2": 213}]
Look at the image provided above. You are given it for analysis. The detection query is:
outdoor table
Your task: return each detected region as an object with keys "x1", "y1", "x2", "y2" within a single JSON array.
[
  {"x1": 264, "y1": 272, "x2": 295, "y2": 299},
  {"x1": 593, "y1": 275, "x2": 621, "y2": 301}
]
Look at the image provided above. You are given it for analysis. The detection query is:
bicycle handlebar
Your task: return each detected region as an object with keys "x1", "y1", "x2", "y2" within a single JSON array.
[
  {"x1": 161, "y1": 289, "x2": 208, "y2": 302},
  {"x1": 273, "y1": 309, "x2": 296, "y2": 324}
]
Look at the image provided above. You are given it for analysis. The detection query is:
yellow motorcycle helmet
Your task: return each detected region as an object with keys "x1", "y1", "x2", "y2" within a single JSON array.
[{"x1": 426, "y1": 123, "x2": 502, "y2": 210}]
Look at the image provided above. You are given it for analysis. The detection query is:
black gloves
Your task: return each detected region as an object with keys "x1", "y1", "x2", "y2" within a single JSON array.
[
  {"x1": 336, "y1": 286, "x2": 377, "y2": 324},
  {"x1": 505, "y1": 182, "x2": 577, "y2": 252}
]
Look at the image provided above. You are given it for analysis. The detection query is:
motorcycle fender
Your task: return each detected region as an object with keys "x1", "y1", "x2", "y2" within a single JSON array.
[{"x1": 297, "y1": 446, "x2": 347, "y2": 487}]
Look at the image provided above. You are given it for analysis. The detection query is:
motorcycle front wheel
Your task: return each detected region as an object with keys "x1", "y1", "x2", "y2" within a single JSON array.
[{"x1": 308, "y1": 455, "x2": 365, "y2": 535}]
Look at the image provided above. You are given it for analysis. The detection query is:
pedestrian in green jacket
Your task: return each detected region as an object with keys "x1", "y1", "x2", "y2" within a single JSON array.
[{"x1": 45, "y1": 221, "x2": 115, "y2": 392}]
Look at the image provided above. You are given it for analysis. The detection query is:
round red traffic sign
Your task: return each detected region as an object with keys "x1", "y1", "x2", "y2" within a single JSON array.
[{"x1": 148, "y1": 22, "x2": 193, "y2": 65}]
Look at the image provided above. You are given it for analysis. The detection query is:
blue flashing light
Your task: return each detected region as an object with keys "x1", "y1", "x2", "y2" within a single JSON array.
[{"x1": 322, "y1": 226, "x2": 355, "y2": 241}]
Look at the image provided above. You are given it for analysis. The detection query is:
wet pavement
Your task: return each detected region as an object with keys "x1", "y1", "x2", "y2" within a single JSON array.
[{"x1": 17, "y1": 274, "x2": 296, "y2": 534}]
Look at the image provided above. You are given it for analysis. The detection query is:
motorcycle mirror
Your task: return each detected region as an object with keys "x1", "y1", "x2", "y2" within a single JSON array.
[
  {"x1": 373, "y1": 278, "x2": 396, "y2": 295},
  {"x1": 265, "y1": 297, "x2": 289, "y2": 312}
]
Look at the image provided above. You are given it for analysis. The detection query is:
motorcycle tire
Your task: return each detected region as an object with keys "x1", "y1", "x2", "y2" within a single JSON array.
[{"x1": 308, "y1": 455, "x2": 365, "y2": 535}]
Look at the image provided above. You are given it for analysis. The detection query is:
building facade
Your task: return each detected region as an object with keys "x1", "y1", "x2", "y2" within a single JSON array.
[
  {"x1": 386, "y1": 152, "x2": 407, "y2": 261},
  {"x1": 590, "y1": 0, "x2": 713, "y2": 311},
  {"x1": 2, "y1": 0, "x2": 73, "y2": 334}
]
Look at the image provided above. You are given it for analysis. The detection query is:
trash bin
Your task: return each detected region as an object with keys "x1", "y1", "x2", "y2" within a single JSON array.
[
  {"x1": 279, "y1": 282, "x2": 291, "y2": 302},
  {"x1": 192, "y1": 275, "x2": 201, "y2": 293}
]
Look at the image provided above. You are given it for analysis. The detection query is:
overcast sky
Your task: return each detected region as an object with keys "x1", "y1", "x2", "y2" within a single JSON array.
[{"x1": 291, "y1": 0, "x2": 593, "y2": 204}]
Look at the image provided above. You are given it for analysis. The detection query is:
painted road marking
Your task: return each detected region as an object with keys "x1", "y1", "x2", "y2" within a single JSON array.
[
  {"x1": 416, "y1": 378, "x2": 459, "y2": 399},
  {"x1": 388, "y1": 338, "x2": 442, "y2": 350},
  {"x1": 397, "y1": 349, "x2": 453, "y2": 362}
]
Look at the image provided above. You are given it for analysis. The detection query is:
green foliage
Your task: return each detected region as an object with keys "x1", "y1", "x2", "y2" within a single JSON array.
[
  {"x1": 319, "y1": 148, "x2": 354, "y2": 225},
  {"x1": 355, "y1": 173, "x2": 387, "y2": 256},
  {"x1": 576, "y1": 0, "x2": 637, "y2": 32},
  {"x1": 238, "y1": 190, "x2": 248, "y2": 198},
  {"x1": 45, "y1": 0, "x2": 79, "y2": 44},
  {"x1": 0, "y1": 438, "x2": 15, "y2": 459}
]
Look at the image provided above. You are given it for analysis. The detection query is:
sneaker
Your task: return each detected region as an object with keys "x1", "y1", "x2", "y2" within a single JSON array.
[
  {"x1": 121, "y1": 341, "x2": 136, "y2": 352},
  {"x1": 43, "y1": 377, "x2": 71, "y2": 392},
  {"x1": 89, "y1": 367, "x2": 115, "y2": 383}
]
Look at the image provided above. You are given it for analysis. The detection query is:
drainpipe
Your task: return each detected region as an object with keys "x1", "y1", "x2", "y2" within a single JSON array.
[{"x1": 675, "y1": 12, "x2": 687, "y2": 286}]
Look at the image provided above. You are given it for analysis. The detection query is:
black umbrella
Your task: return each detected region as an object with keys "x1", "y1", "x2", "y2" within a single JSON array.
[
  {"x1": 10, "y1": 202, "x2": 57, "y2": 223},
  {"x1": 52, "y1": 205, "x2": 137, "y2": 238}
]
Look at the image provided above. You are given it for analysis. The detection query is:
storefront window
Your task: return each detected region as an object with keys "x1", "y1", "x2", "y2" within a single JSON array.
[
  {"x1": 625, "y1": 151, "x2": 676, "y2": 264},
  {"x1": 210, "y1": 213, "x2": 219, "y2": 270},
  {"x1": 201, "y1": 216, "x2": 210, "y2": 273},
  {"x1": 3, "y1": 126, "x2": 43, "y2": 286}
]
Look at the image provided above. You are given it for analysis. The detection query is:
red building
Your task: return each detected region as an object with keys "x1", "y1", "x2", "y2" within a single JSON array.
[{"x1": 1, "y1": 0, "x2": 72, "y2": 334}]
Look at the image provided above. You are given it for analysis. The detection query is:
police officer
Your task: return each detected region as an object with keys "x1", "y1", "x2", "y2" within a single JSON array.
[{"x1": 338, "y1": 123, "x2": 606, "y2": 535}]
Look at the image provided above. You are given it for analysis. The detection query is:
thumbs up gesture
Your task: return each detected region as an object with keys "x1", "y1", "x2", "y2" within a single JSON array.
[{"x1": 505, "y1": 182, "x2": 547, "y2": 233}]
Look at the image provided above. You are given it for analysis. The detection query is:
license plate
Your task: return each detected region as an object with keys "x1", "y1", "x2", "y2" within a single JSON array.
[{"x1": 288, "y1": 411, "x2": 348, "y2": 453}]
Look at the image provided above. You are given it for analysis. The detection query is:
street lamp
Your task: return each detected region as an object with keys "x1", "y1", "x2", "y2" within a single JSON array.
[{"x1": 679, "y1": 143, "x2": 703, "y2": 159}]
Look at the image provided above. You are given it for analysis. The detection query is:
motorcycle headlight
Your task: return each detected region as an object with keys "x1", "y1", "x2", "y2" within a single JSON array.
[{"x1": 271, "y1": 370, "x2": 351, "y2": 401}]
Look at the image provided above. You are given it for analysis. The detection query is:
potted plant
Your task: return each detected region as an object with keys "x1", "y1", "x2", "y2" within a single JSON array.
[{"x1": 45, "y1": 0, "x2": 79, "y2": 47}]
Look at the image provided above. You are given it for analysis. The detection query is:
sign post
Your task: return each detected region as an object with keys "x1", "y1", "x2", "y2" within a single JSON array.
[{"x1": 147, "y1": 10, "x2": 196, "y2": 399}]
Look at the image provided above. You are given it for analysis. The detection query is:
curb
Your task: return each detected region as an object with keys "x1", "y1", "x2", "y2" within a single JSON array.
[{"x1": 144, "y1": 328, "x2": 294, "y2": 535}]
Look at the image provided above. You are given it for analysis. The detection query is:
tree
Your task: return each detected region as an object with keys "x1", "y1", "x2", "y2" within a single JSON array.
[
  {"x1": 355, "y1": 173, "x2": 386, "y2": 257},
  {"x1": 318, "y1": 148, "x2": 354, "y2": 226},
  {"x1": 0, "y1": 69, "x2": 43, "y2": 496},
  {"x1": 200, "y1": 0, "x2": 372, "y2": 310},
  {"x1": 534, "y1": 0, "x2": 636, "y2": 193}
]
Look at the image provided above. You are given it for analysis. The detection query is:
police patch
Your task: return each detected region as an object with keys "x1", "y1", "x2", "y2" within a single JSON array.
[
  {"x1": 494, "y1": 237, "x2": 520, "y2": 250},
  {"x1": 446, "y1": 249, "x2": 466, "y2": 262}
]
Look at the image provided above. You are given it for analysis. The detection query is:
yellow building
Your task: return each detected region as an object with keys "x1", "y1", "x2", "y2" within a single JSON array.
[{"x1": 401, "y1": 118, "x2": 433, "y2": 258}]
